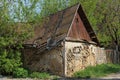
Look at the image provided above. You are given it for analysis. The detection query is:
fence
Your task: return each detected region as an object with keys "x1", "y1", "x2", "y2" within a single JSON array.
[{"x1": 106, "y1": 49, "x2": 120, "y2": 64}]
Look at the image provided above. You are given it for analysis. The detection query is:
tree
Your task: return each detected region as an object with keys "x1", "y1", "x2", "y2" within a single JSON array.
[
  {"x1": 40, "y1": 0, "x2": 67, "y2": 17},
  {"x1": 0, "y1": 0, "x2": 39, "y2": 75},
  {"x1": 95, "y1": 0, "x2": 120, "y2": 63},
  {"x1": 95, "y1": 0, "x2": 120, "y2": 48}
]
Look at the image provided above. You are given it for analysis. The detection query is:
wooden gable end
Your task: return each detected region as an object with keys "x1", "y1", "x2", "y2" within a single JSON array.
[{"x1": 67, "y1": 12, "x2": 91, "y2": 41}]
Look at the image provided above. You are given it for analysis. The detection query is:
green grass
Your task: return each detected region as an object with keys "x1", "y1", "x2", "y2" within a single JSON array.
[
  {"x1": 12, "y1": 68, "x2": 50, "y2": 79},
  {"x1": 73, "y1": 64, "x2": 120, "y2": 78},
  {"x1": 29, "y1": 72, "x2": 50, "y2": 79}
]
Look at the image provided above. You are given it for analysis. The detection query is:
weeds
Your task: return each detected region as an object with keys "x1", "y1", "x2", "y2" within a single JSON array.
[{"x1": 73, "y1": 64, "x2": 120, "y2": 78}]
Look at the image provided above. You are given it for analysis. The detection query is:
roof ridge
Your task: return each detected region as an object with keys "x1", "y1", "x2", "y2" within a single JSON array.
[{"x1": 43, "y1": 3, "x2": 80, "y2": 18}]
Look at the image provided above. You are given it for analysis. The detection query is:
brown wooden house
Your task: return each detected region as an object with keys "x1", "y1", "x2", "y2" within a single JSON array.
[{"x1": 23, "y1": 3, "x2": 106, "y2": 76}]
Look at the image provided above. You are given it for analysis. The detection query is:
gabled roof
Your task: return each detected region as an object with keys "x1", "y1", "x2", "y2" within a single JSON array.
[
  {"x1": 24, "y1": 3, "x2": 99, "y2": 51},
  {"x1": 77, "y1": 4, "x2": 99, "y2": 45}
]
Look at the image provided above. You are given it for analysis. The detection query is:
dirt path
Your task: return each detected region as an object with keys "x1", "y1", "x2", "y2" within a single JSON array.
[
  {"x1": 100, "y1": 72, "x2": 120, "y2": 79},
  {"x1": 1, "y1": 73, "x2": 120, "y2": 80}
]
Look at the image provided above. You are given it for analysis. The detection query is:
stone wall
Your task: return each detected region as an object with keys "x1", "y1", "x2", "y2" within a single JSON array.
[
  {"x1": 23, "y1": 46, "x2": 64, "y2": 76},
  {"x1": 64, "y1": 41, "x2": 103, "y2": 76},
  {"x1": 89, "y1": 45, "x2": 106, "y2": 64},
  {"x1": 96, "y1": 47, "x2": 106, "y2": 64}
]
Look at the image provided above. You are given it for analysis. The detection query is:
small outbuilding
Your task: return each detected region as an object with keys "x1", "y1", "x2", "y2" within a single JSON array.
[{"x1": 23, "y1": 3, "x2": 106, "y2": 76}]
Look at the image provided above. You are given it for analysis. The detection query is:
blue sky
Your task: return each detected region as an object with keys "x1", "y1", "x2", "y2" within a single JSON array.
[{"x1": 7, "y1": 0, "x2": 42, "y2": 22}]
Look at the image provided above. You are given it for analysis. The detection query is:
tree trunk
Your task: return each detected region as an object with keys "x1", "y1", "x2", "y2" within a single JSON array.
[{"x1": 115, "y1": 44, "x2": 119, "y2": 63}]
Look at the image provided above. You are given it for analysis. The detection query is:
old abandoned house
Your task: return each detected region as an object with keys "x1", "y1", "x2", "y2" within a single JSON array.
[{"x1": 23, "y1": 3, "x2": 106, "y2": 76}]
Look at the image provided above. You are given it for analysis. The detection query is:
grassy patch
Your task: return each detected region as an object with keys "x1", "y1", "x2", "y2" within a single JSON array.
[
  {"x1": 73, "y1": 64, "x2": 120, "y2": 78},
  {"x1": 12, "y1": 68, "x2": 50, "y2": 79},
  {"x1": 29, "y1": 72, "x2": 50, "y2": 79}
]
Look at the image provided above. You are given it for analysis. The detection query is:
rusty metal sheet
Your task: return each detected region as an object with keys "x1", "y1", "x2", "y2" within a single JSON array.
[
  {"x1": 78, "y1": 5, "x2": 99, "y2": 45},
  {"x1": 68, "y1": 13, "x2": 91, "y2": 41}
]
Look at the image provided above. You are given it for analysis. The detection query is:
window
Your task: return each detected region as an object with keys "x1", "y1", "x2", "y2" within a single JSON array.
[{"x1": 76, "y1": 18, "x2": 79, "y2": 23}]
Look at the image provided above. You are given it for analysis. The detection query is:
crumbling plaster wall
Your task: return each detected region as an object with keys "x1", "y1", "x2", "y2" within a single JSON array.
[
  {"x1": 65, "y1": 41, "x2": 100, "y2": 76},
  {"x1": 96, "y1": 47, "x2": 106, "y2": 64},
  {"x1": 23, "y1": 46, "x2": 64, "y2": 76},
  {"x1": 23, "y1": 41, "x2": 106, "y2": 77}
]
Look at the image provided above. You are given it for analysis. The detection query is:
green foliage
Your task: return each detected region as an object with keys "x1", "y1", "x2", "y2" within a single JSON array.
[
  {"x1": 95, "y1": 0, "x2": 120, "y2": 47},
  {"x1": 73, "y1": 64, "x2": 120, "y2": 78},
  {"x1": 0, "y1": 49, "x2": 22, "y2": 74},
  {"x1": 40, "y1": 0, "x2": 67, "y2": 17},
  {"x1": 13, "y1": 68, "x2": 51, "y2": 79},
  {"x1": 13, "y1": 68, "x2": 28, "y2": 78},
  {"x1": 0, "y1": 0, "x2": 36, "y2": 75},
  {"x1": 30, "y1": 72, "x2": 50, "y2": 79}
]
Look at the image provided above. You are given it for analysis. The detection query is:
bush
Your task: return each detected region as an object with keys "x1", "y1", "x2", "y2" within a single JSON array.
[
  {"x1": 30, "y1": 72, "x2": 50, "y2": 79},
  {"x1": 0, "y1": 50, "x2": 22, "y2": 75},
  {"x1": 13, "y1": 68, "x2": 28, "y2": 78}
]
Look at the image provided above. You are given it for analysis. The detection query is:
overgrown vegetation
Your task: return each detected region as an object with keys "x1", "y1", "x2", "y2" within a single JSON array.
[
  {"x1": 13, "y1": 68, "x2": 28, "y2": 78},
  {"x1": 0, "y1": 0, "x2": 35, "y2": 75},
  {"x1": 73, "y1": 64, "x2": 120, "y2": 78}
]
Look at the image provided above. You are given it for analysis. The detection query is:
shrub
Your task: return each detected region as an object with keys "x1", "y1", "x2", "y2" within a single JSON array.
[
  {"x1": 0, "y1": 4, "x2": 33, "y2": 75},
  {"x1": 13, "y1": 68, "x2": 28, "y2": 78},
  {"x1": 0, "y1": 50, "x2": 22, "y2": 75},
  {"x1": 30, "y1": 72, "x2": 50, "y2": 79}
]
